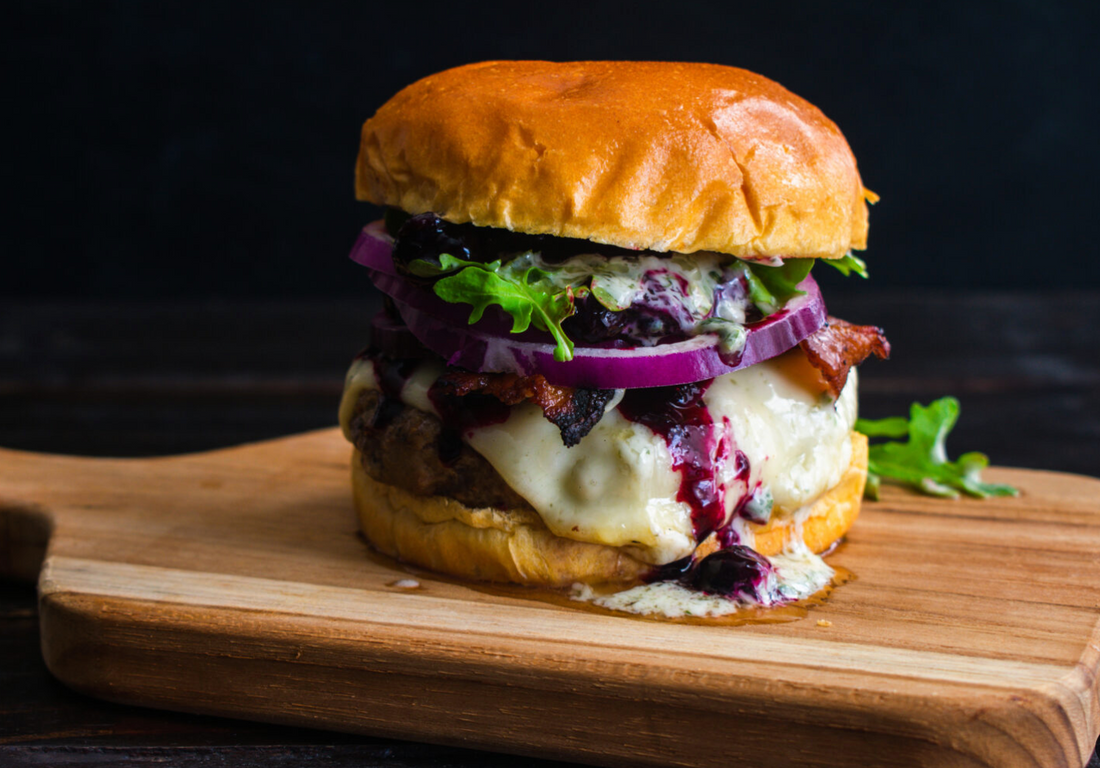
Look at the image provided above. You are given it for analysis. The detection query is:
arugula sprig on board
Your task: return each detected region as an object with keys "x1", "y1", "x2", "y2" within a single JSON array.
[
  {"x1": 409, "y1": 253, "x2": 579, "y2": 362},
  {"x1": 856, "y1": 397, "x2": 1019, "y2": 500}
]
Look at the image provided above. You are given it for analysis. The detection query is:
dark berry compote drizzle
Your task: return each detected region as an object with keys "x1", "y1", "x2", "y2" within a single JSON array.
[
  {"x1": 426, "y1": 383, "x2": 511, "y2": 466},
  {"x1": 617, "y1": 381, "x2": 733, "y2": 542},
  {"x1": 619, "y1": 382, "x2": 781, "y2": 601},
  {"x1": 358, "y1": 348, "x2": 420, "y2": 430}
]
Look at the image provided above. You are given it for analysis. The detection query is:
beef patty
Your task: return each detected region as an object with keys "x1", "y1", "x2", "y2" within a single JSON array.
[{"x1": 346, "y1": 388, "x2": 533, "y2": 511}]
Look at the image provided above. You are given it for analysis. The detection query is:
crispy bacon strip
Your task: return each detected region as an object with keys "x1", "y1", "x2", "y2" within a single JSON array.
[
  {"x1": 800, "y1": 317, "x2": 891, "y2": 397},
  {"x1": 434, "y1": 371, "x2": 613, "y2": 447}
]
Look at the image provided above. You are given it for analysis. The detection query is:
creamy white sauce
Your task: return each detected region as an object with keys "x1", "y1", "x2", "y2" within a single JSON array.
[
  {"x1": 338, "y1": 351, "x2": 857, "y2": 565},
  {"x1": 571, "y1": 541, "x2": 835, "y2": 619},
  {"x1": 526, "y1": 250, "x2": 729, "y2": 319},
  {"x1": 513, "y1": 250, "x2": 751, "y2": 349}
]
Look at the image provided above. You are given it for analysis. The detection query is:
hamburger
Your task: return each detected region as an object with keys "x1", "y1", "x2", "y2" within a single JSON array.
[{"x1": 338, "y1": 61, "x2": 888, "y2": 613}]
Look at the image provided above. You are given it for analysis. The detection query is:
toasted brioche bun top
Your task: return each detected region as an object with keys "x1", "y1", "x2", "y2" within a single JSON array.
[{"x1": 357, "y1": 60, "x2": 871, "y2": 259}]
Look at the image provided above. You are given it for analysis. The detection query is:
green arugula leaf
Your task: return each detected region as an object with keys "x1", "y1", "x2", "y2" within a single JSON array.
[
  {"x1": 855, "y1": 397, "x2": 1019, "y2": 500},
  {"x1": 742, "y1": 259, "x2": 814, "y2": 316},
  {"x1": 822, "y1": 253, "x2": 869, "y2": 279},
  {"x1": 428, "y1": 254, "x2": 578, "y2": 362},
  {"x1": 863, "y1": 471, "x2": 882, "y2": 501},
  {"x1": 855, "y1": 415, "x2": 910, "y2": 439},
  {"x1": 406, "y1": 252, "x2": 497, "y2": 279}
]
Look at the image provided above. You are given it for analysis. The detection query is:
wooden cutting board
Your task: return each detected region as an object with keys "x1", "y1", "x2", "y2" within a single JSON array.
[{"x1": 1, "y1": 428, "x2": 1099, "y2": 768}]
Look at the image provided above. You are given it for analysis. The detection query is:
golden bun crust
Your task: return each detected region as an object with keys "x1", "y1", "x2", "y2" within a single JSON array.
[
  {"x1": 351, "y1": 450, "x2": 649, "y2": 586},
  {"x1": 350, "y1": 432, "x2": 867, "y2": 587},
  {"x1": 357, "y1": 61, "x2": 869, "y2": 259}
]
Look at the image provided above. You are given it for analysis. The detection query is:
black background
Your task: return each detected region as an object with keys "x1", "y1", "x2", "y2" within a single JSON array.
[{"x1": 5, "y1": 0, "x2": 1098, "y2": 298}]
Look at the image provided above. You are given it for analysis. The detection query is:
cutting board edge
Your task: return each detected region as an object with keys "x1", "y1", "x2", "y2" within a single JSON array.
[
  {"x1": 0, "y1": 502, "x2": 52, "y2": 582},
  {"x1": 37, "y1": 583, "x2": 1099, "y2": 768}
]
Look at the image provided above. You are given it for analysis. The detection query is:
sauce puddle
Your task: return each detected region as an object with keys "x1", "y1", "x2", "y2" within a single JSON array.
[{"x1": 359, "y1": 533, "x2": 854, "y2": 626}]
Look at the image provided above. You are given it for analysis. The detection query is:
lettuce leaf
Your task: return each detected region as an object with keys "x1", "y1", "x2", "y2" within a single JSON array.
[
  {"x1": 742, "y1": 259, "x2": 814, "y2": 316},
  {"x1": 855, "y1": 397, "x2": 1019, "y2": 500},
  {"x1": 415, "y1": 253, "x2": 578, "y2": 362},
  {"x1": 822, "y1": 253, "x2": 869, "y2": 279}
]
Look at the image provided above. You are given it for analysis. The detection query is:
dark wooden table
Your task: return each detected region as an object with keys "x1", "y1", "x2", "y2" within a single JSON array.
[{"x1": 3, "y1": 293, "x2": 1099, "y2": 767}]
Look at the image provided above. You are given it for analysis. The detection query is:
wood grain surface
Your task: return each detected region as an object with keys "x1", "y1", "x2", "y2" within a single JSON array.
[{"x1": 1, "y1": 427, "x2": 1099, "y2": 768}]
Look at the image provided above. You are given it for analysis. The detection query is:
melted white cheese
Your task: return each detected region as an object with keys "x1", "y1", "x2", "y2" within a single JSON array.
[
  {"x1": 706, "y1": 358, "x2": 858, "y2": 516},
  {"x1": 338, "y1": 352, "x2": 857, "y2": 565},
  {"x1": 338, "y1": 357, "x2": 377, "y2": 442},
  {"x1": 466, "y1": 404, "x2": 691, "y2": 562}
]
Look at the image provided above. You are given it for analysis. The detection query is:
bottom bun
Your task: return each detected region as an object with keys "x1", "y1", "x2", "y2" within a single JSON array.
[{"x1": 351, "y1": 431, "x2": 868, "y2": 587}]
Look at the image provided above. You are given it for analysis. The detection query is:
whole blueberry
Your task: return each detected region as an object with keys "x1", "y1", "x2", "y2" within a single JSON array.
[{"x1": 689, "y1": 545, "x2": 774, "y2": 597}]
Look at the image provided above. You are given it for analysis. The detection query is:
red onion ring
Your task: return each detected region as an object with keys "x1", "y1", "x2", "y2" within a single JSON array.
[
  {"x1": 356, "y1": 224, "x2": 551, "y2": 338},
  {"x1": 391, "y1": 280, "x2": 825, "y2": 389},
  {"x1": 369, "y1": 268, "x2": 526, "y2": 338},
  {"x1": 369, "y1": 311, "x2": 430, "y2": 358},
  {"x1": 348, "y1": 221, "x2": 399, "y2": 276}
]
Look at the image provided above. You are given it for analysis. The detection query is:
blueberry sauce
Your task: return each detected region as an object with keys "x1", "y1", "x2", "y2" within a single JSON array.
[
  {"x1": 688, "y1": 546, "x2": 775, "y2": 598},
  {"x1": 561, "y1": 295, "x2": 680, "y2": 345},
  {"x1": 642, "y1": 545, "x2": 777, "y2": 603},
  {"x1": 619, "y1": 388, "x2": 781, "y2": 602},
  {"x1": 647, "y1": 555, "x2": 695, "y2": 583},
  {"x1": 366, "y1": 350, "x2": 420, "y2": 430},
  {"x1": 713, "y1": 522, "x2": 741, "y2": 550},
  {"x1": 617, "y1": 381, "x2": 732, "y2": 541},
  {"x1": 390, "y1": 211, "x2": 640, "y2": 272},
  {"x1": 391, "y1": 213, "x2": 492, "y2": 280},
  {"x1": 427, "y1": 383, "x2": 510, "y2": 467},
  {"x1": 360, "y1": 348, "x2": 511, "y2": 465}
]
